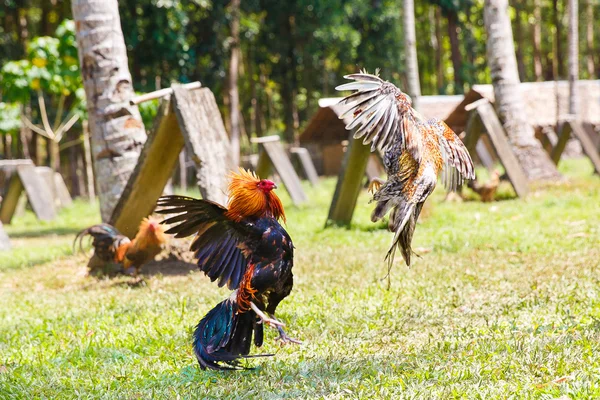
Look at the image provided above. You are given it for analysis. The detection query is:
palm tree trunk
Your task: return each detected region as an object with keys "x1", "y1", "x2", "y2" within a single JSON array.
[
  {"x1": 435, "y1": 7, "x2": 444, "y2": 93},
  {"x1": 71, "y1": 0, "x2": 147, "y2": 221},
  {"x1": 228, "y1": 0, "x2": 241, "y2": 167},
  {"x1": 484, "y1": 0, "x2": 560, "y2": 181},
  {"x1": 403, "y1": 0, "x2": 421, "y2": 111},
  {"x1": 568, "y1": 0, "x2": 578, "y2": 116}
]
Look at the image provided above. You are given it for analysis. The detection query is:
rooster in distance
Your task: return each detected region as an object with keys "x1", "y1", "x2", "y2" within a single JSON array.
[
  {"x1": 157, "y1": 168, "x2": 299, "y2": 371},
  {"x1": 74, "y1": 217, "x2": 167, "y2": 276},
  {"x1": 336, "y1": 70, "x2": 475, "y2": 267}
]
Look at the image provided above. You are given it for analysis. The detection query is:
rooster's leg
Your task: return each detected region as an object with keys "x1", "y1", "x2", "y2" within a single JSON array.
[
  {"x1": 270, "y1": 314, "x2": 302, "y2": 345},
  {"x1": 368, "y1": 177, "x2": 385, "y2": 194},
  {"x1": 250, "y1": 302, "x2": 285, "y2": 328}
]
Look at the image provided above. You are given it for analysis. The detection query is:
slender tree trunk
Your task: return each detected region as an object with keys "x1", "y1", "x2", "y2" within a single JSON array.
[
  {"x1": 553, "y1": 0, "x2": 564, "y2": 78},
  {"x1": 484, "y1": 0, "x2": 560, "y2": 181},
  {"x1": 586, "y1": 0, "x2": 595, "y2": 78},
  {"x1": 72, "y1": 0, "x2": 146, "y2": 221},
  {"x1": 403, "y1": 0, "x2": 421, "y2": 111},
  {"x1": 567, "y1": 0, "x2": 578, "y2": 116},
  {"x1": 50, "y1": 140, "x2": 60, "y2": 172},
  {"x1": 447, "y1": 10, "x2": 463, "y2": 94},
  {"x1": 228, "y1": 0, "x2": 241, "y2": 166},
  {"x1": 82, "y1": 120, "x2": 96, "y2": 201},
  {"x1": 513, "y1": 2, "x2": 527, "y2": 81},
  {"x1": 435, "y1": 7, "x2": 444, "y2": 93},
  {"x1": 532, "y1": 0, "x2": 543, "y2": 81}
]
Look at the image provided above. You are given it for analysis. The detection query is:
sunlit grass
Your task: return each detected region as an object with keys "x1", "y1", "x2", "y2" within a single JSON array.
[{"x1": 0, "y1": 158, "x2": 599, "y2": 398}]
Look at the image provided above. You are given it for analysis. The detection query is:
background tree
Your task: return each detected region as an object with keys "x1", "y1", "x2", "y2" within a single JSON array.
[
  {"x1": 403, "y1": 0, "x2": 421, "y2": 111},
  {"x1": 71, "y1": 0, "x2": 147, "y2": 221},
  {"x1": 567, "y1": 0, "x2": 578, "y2": 116},
  {"x1": 483, "y1": 0, "x2": 560, "y2": 181}
]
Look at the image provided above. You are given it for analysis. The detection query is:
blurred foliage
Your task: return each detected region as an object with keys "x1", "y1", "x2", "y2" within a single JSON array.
[
  {"x1": 0, "y1": 19, "x2": 85, "y2": 136},
  {"x1": 0, "y1": 0, "x2": 598, "y2": 143}
]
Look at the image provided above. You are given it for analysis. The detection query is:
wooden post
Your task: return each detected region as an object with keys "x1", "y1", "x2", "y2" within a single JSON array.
[
  {"x1": 476, "y1": 101, "x2": 529, "y2": 198},
  {"x1": 110, "y1": 98, "x2": 184, "y2": 238},
  {"x1": 178, "y1": 149, "x2": 188, "y2": 191},
  {"x1": 290, "y1": 147, "x2": 319, "y2": 186},
  {"x1": 0, "y1": 163, "x2": 56, "y2": 224},
  {"x1": 326, "y1": 133, "x2": 371, "y2": 226},
  {"x1": 252, "y1": 136, "x2": 307, "y2": 204},
  {"x1": 567, "y1": 120, "x2": 600, "y2": 174},
  {"x1": 550, "y1": 121, "x2": 572, "y2": 164}
]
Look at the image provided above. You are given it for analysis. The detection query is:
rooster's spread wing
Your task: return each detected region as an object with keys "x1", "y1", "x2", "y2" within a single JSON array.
[
  {"x1": 157, "y1": 196, "x2": 254, "y2": 290},
  {"x1": 336, "y1": 72, "x2": 424, "y2": 161},
  {"x1": 428, "y1": 118, "x2": 475, "y2": 191}
]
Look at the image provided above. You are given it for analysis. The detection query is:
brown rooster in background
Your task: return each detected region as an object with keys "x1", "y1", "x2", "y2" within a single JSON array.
[
  {"x1": 336, "y1": 71, "x2": 475, "y2": 268},
  {"x1": 75, "y1": 217, "x2": 167, "y2": 276},
  {"x1": 468, "y1": 170, "x2": 500, "y2": 202}
]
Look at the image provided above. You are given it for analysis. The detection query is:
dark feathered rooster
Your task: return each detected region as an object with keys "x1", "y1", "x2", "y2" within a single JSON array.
[
  {"x1": 156, "y1": 169, "x2": 299, "y2": 371},
  {"x1": 74, "y1": 217, "x2": 167, "y2": 276},
  {"x1": 336, "y1": 71, "x2": 475, "y2": 267}
]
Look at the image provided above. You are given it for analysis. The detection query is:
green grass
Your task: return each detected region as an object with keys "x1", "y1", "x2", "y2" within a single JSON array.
[{"x1": 1, "y1": 158, "x2": 599, "y2": 399}]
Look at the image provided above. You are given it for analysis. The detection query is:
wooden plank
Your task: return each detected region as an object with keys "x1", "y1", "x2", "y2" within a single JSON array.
[
  {"x1": 0, "y1": 174, "x2": 24, "y2": 224},
  {"x1": 365, "y1": 153, "x2": 385, "y2": 181},
  {"x1": 254, "y1": 136, "x2": 307, "y2": 204},
  {"x1": 110, "y1": 97, "x2": 185, "y2": 238},
  {"x1": 463, "y1": 109, "x2": 484, "y2": 155},
  {"x1": 583, "y1": 123, "x2": 600, "y2": 150},
  {"x1": 475, "y1": 140, "x2": 495, "y2": 171},
  {"x1": 0, "y1": 221, "x2": 10, "y2": 251},
  {"x1": 569, "y1": 120, "x2": 600, "y2": 175},
  {"x1": 476, "y1": 102, "x2": 529, "y2": 198},
  {"x1": 290, "y1": 147, "x2": 319, "y2": 186},
  {"x1": 35, "y1": 167, "x2": 60, "y2": 208},
  {"x1": 172, "y1": 85, "x2": 232, "y2": 206},
  {"x1": 5, "y1": 164, "x2": 57, "y2": 222},
  {"x1": 326, "y1": 132, "x2": 371, "y2": 226},
  {"x1": 54, "y1": 172, "x2": 73, "y2": 207},
  {"x1": 551, "y1": 121, "x2": 572, "y2": 164}
]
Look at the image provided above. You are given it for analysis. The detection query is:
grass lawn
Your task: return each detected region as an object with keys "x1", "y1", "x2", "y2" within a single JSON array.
[{"x1": 1, "y1": 158, "x2": 599, "y2": 399}]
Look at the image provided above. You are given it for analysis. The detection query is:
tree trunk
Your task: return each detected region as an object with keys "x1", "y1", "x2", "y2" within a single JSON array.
[
  {"x1": 513, "y1": 2, "x2": 527, "y2": 81},
  {"x1": 403, "y1": 0, "x2": 421, "y2": 111},
  {"x1": 50, "y1": 140, "x2": 60, "y2": 172},
  {"x1": 567, "y1": 0, "x2": 578, "y2": 116},
  {"x1": 484, "y1": 0, "x2": 560, "y2": 181},
  {"x1": 447, "y1": 10, "x2": 463, "y2": 94},
  {"x1": 435, "y1": 7, "x2": 444, "y2": 93},
  {"x1": 72, "y1": 0, "x2": 147, "y2": 221},
  {"x1": 586, "y1": 0, "x2": 595, "y2": 78},
  {"x1": 228, "y1": 0, "x2": 241, "y2": 167},
  {"x1": 532, "y1": 0, "x2": 543, "y2": 81},
  {"x1": 553, "y1": 0, "x2": 564, "y2": 78},
  {"x1": 82, "y1": 120, "x2": 96, "y2": 201}
]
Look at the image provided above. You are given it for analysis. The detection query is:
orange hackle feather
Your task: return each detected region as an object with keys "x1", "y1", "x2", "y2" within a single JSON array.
[
  {"x1": 122, "y1": 217, "x2": 167, "y2": 269},
  {"x1": 224, "y1": 168, "x2": 286, "y2": 223}
]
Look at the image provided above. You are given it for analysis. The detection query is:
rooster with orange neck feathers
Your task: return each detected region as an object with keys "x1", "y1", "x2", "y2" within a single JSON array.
[
  {"x1": 157, "y1": 169, "x2": 299, "y2": 370},
  {"x1": 75, "y1": 217, "x2": 167, "y2": 276}
]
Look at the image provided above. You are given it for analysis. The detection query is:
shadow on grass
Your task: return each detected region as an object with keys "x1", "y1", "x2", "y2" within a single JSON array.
[{"x1": 6, "y1": 227, "x2": 83, "y2": 239}]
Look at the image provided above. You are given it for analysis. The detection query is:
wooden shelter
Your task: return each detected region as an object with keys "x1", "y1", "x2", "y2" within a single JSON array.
[
  {"x1": 445, "y1": 80, "x2": 600, "y2": 133},
  {"x1": 300, "y1": 95, "x2": 464, "y2": 175}
]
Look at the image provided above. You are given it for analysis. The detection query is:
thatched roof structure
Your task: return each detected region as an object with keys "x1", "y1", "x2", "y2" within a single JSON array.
[
  {"x1": 300, "y1": 95, "x2": 464, "y2": 144},
  {"x1": 445, "y1": 80, "x2": 600, "y2": 133}
]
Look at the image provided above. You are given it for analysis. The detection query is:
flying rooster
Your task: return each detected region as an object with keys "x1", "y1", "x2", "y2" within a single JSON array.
[
  {"x1": 74, "y1": 217, "x2": 167, "y2": 276},
  {"x1": 156, "y1": 169, "x2": 299, "y2": 370},
  {"x1": 336, "y1": 71, "x2": 475, "y2": 267}
]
